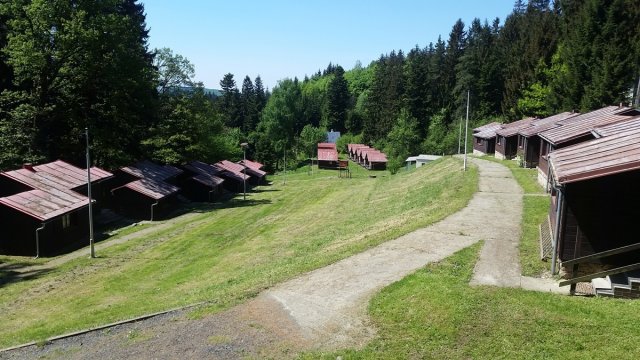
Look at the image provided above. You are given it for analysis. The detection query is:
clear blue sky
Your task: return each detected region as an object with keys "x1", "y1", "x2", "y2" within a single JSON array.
[{"x1": 142, "y1": 1, "x2": 515, "y2": 90}]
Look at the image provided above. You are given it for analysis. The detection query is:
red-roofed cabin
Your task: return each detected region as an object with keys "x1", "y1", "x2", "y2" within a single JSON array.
[
  {"x1": 364, "y1": 151, "x2": 388, "y2": 170},
  {"x1": 236, "y1": 160, "x2": 267, "y2": 184},
  {"x1": 110, "y1": 160, "x2": 183, "y2": 220},
  {"x1": 516, "y1": 112, "x2": 578, "y2": 168},
  {"x1": 180, "y1": 161, "x2": 226, "y2": 202},
  {"x1": 214, "y1": 160, "x2": 252, "y2": 192},
  {"x1": 318, "y1": 143, "x2": 339, "y2": 169},
  {"x1": 547, "y1": 125, "x2": 640, "y2": 295},
  {"x1": 0, "y1": 161, "x2": 113, "y2": 256}
]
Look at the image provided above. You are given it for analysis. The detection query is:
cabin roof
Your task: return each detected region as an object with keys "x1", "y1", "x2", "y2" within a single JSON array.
[
  {"x1": 115, "y1": 178, "x2": 180, "y2": 200},
  {"x1": 549, "y1": 126, "x2": 640, "y2": 184},
  {"x1": 318, "y1": 149, "x2": 339, "y2": 161},
  {"x1": 539, "y1": 106, "x2": 636, "y2": 145},
  {"x1": 518, "y1": 112, "x2": 579, "y2": 137},
  {"x1": 237, "y1": 159, "x2": 264, "y2": 171},
  {"x1": 120, "y1": 160, "x2": 183, "y2": 181},
  {"x1": 0, "y1": 189, "x2": 88, "y2": 221},
  {"x1": 495, "y1": 117, "x2": 536, "y2": 137},
  {"x1": 473, "y1": 122, "x2": 502, "y2": 134}
]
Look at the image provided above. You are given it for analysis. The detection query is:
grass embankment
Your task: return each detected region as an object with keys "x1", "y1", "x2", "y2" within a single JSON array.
[
  {"x1": 306, "y1": 243, "x2": 640, "y2": 359},
  {"x1": 0, "y1": 157, "x2": 477, "y2": 348},
  {"x1": 479, "y1": 155, "x2": 550, "y2": 277}
]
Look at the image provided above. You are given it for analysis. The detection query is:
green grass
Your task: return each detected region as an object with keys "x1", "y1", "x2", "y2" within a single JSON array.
[
  {"x1": 304, "y1": 243, "x2": 640, "y2": 359},
  {"x1": 0, "y1": 157, "x2": 478, "y2": 348},
  {"x1": 479, "y1": 155, "x2": 544, "y2": 194},
  {"x1": 520, "y1": 196, "x2": 552, "y2": 277}
]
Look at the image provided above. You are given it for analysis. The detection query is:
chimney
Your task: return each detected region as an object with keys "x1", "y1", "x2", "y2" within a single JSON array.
[{"x1": 23, "y1": 163, "x2": 35, "y2": 172}]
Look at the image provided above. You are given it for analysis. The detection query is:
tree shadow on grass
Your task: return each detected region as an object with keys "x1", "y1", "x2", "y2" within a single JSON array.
[{"x1": 0, "y1": 261, "x2": 52, "y2": 288}]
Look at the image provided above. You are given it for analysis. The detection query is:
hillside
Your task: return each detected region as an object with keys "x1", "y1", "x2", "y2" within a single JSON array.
[{"x1": 0, "y1": 157, "x2": 477, "y2": 348}]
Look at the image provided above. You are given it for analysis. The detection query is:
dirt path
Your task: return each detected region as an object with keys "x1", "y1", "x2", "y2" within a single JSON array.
[{"x1": 2, "y1": 158, "x2": 559, "y2": 359}]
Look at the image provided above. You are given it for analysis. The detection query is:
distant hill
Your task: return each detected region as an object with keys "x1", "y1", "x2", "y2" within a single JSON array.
[{"x1": 169, "y1": 86, "x2": 223, "y2": 98}]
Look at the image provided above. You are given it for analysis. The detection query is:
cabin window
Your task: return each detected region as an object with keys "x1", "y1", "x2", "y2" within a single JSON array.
[
  {"x1": 497, "y1": 136, "x2": 502, "y2": 146},
  {"x1": 476, "y1": 137, "x2": 481, "y2": 145},
  {"x1": 541, "y1": 141, "x2": 549, "y2": 156},
  {"x1": 518, "y1": 136, "x2": 524, "y2": 148},
  {"x1": 62, "y1": 214, "x2": 71, "y2": 229}
]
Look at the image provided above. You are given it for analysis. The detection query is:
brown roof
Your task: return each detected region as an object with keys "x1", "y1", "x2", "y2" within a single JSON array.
[
  {"x1": 495, "y1": 117, "x2": 536, "y2": 137},
  {"x1": 549, "y1": 127, "x2": 640, "y2": 184},
  {"x1": 592, "y1": 117, "x2": 640, "y2": 138},
  {"x1": 0, "y1": 160, "x2": 113, "y2": 221},
  {"x1": 518, "y1": 112, "x2": 579, "y2": 137},
  {"x1": 474, "y1": 127, "x2": 499, "y2": 140},
  {"x1": 473, "y1": 122, "x2": 502, "y2": 133},
  {"x1": 539, "y1": 113, "x2": 633, "y2": 145},
  {"x1": 183, "y1": 161, "x2": 225, "y2": 188},
  {"x1": 214, "y1": 160, "x2": 250, "y2": 182},
  {"x1": 238, "y1": 159, "x2": 264, "y2": 171},
  {"x1": 0, "y1": 189, "x2": 88, "y2": 221},
  {"x1": 115, "y1": 179, "x2": 180, "y2": 200},
  {"x1": 120, "y1": 160, "x2": 183, "y2": 181}
]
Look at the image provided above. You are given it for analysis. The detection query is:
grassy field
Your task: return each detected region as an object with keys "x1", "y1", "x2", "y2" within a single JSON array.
[
  {"x1": 0, "y1": 157, "x2": 478, "y2": 348},
  {"x1": 305, "y1": 243, "x2": 640, "y2": 359},
  {"x1": 478, "y1": 155, "x2": 551, "y2": 277}
]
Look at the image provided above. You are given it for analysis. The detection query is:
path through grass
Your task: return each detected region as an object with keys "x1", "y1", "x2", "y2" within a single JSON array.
[
  {"x1": 0, "y1": 157, "x2": 477, "y2": 348},
  {"x1": 306, "y1": 243, "x2": 640, "y2": 359},
  {"x1": 478, "y1": 155, "x2": 551, "y2": 277}
]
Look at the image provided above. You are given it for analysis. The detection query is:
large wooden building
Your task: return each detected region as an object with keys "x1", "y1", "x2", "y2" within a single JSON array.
[
  {"x1": 547, "y1": 121, "x2": 640, "y2": 296},
  {"x1": 0, "y1": 161, "x2": 113, "y2": 256}
]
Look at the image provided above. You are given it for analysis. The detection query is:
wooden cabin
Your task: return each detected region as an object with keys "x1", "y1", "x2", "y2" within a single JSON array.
[
  {"x1": 181, "y1": 161, "x2": 226, "y2": 202},
  {"x1": 364, "y1": 150, "x2": 388, "y2": 170},
  {"x1": 213, "y1": 160, "x2": 251, "y2": 192},
  {"x1": 317, "y1": 143, "x2": 339, "y2": 169},
  {"x1": 0, "y1": 161, "x2": 113, "y2": 256},
  {"x1": 547, "y1": 125, "x2": 640, "y2": 295},
  {"x1": 494, "y1": 118, "x2": 535, "y2": 160},
  {"x1": 516, "y1": 112, "x2": 578, "y2": 168},
  {"x1": 236, "y1": 160, "x2": 267, "y2": 184},
  {"x1": 110, "y1": 160, "x2": 183, "y2": 220},
  {"x1": 537, "y1": 106, "x2": 640, "y2": 188},
  {"x1": 347, "y1": 144, "x2": 368, "y2": 161},
  {"x1": 472, "y1": 124, "x2": 502, "y2": 156}
]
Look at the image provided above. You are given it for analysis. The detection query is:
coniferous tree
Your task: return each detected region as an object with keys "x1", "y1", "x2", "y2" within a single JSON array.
[
  {"x1": 220, "y1": 73, "x2": 241, "y2": 128},
  {"x1": 326, "y1": 65, "x2": 349, "y2": 132},
  {"x1": 241, "y1": 75, "x2": 258, "y2": 133}
]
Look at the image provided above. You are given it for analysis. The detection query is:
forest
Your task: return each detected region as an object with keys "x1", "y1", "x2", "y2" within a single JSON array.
[{"x1": 1, "y1": 0, "x2": 639, "y2": 173}]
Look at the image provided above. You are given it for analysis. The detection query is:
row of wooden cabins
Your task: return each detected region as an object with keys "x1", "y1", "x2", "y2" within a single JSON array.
[
  {"x1": 0, "y1": 158, "x2": 266, "y2": 257},
  {"x1": 347, "y1": 144, "x2": 388, "y2": 170},
  {"x1": 473, "y1": 105, "x2": 640, "y2": 297}
]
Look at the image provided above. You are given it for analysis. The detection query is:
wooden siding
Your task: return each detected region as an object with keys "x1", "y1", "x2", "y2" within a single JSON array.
[{"x1": 557, "y1": 170, "x2": 640, "y2": 263}]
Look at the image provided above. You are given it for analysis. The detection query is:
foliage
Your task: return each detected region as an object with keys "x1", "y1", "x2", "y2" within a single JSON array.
[
  {"x1": 335, "y1": 132, "x2": 362, "y2": 155},
  {"x1": 298, "y1": 124, "x2": 326, "y2": 159},
  {"x1": 384, "y1": 108, "x2": 421, "y2": 174},
  {"x1": 422, "y1": 109, "x2": 459, "y2": 155},
  {"x1": 154, "y1": 47, "x2": 194, "y2": 94}
]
